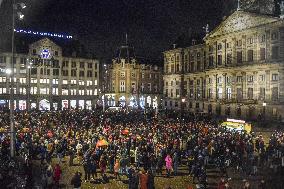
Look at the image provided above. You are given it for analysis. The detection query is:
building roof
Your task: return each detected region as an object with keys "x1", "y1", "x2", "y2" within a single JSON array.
[
  {"x1": 0, "y1": 35, "x2": 96, "y2": 59},
  {"x1": 115, "y1": 45, "x2": 135, "y2": 60}
]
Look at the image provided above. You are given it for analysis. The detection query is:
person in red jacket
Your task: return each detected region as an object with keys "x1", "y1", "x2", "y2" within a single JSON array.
[{"x1": 53, "y1": 164, "x2": 62, "y2": 187}]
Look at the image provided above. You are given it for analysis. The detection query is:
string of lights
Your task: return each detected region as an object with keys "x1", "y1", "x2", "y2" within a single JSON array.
[{"x1": 14, "y1": 28, "x2": 73, "y2": 39}]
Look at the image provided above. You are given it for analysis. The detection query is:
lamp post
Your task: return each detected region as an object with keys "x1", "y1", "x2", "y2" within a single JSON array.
[
  {"x1": 262, "y1": 102, "x2": 267, "y2": 121},
  {"x1": 180, "y1": 98, "x2": 186, "y2": 126},
  {"x1": 26, "y1": 60, "x2": 32, "y2": 111},
  {"x1": 10, "y1": 0, "x2": 26, "y2": 157}
]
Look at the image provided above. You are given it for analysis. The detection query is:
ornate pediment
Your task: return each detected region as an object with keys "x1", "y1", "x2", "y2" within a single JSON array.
[
  {"x1": 30, "y1": 38, "x2": 60, "y2": 49},
  {"x1": 205, "y1": 10, "x2": 280, "y2": 40}
]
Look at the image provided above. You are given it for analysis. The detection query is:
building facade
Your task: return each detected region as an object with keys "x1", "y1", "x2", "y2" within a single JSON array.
[
  {"x1": 103, "y1": 45, "x2": 163, "y2": 109},
  {"x1": 0, "y1": 38, "x2": 100, "y2": 110},
  {"x1": 163, "y1": 10, "x2": 284, "y2": 121}
]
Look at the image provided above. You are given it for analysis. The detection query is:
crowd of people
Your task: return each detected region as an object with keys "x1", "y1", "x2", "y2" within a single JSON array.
[{"x1": 0, "y1": 108, "x2": 283, "y2": 189}]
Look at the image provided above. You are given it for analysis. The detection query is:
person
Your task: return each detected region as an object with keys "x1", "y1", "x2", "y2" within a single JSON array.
[
  {"x1": 165, "y1": 154, "x2": 173, "y2": 177},
  {"x1": 128, "y1": 165, "x2": 139, "y2": 189},
  {"x1": 71, "y1": 171, "x2": 82, "y2": 189},
  {"x1": 90, "y1": 158, "x2": 97, "y2": 180},
  {"x1": 53, "y1": 163, "x2": 62, "y2": 187},
  {"x1": 99, "y1": 155, "x2": 107, "y2": 177},
  {"x1": 217, "y1": 178, "x2": 226, "y2": 189},
  {"x1": 173, "y1": 152, "x2": 179, "y2": 176},
  {"x1": 68, "y1": 146, "x2": 75, "y2": 166},
  {"x1": 83, "y1": 157, "x2": 91, "y2": 182},
  {"x1": 46, "y1": 163, "x2": 53, "y2": 189},
  {"x1": 114, "y1": 159, "x2": 121, "y2": 180},
  {"x1": 147, "y1": 170, "x2": 155, "y2": 189},
  {"x1": 139, "y1": 169, "x2": 148, "y2": 189},
  {"x1": 258, "y1": 179, "x2": 266, "y2": 189}
]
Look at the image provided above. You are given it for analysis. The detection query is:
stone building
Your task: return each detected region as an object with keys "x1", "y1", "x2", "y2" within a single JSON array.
[
  {"x1": 163, "y1": 8, "x2": 284, "y2": 121},
  {"x1": 103, "y1": 45, "x2": 163, "y2": 109},
  {"x1": 0, "y1": 38, "x2": 100, "y2": 110}
]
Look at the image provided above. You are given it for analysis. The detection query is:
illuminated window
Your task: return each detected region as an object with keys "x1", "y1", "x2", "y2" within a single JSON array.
[
  {"x1": 78, "y1": 80, "x2": 84, "y2": 85},
  {"x1": 0, "y1": 88, "x2": 7, "y2": 94},
  {"x1": 120, "y1": 81, "x2": 125, "y2": 92},
  {"x1": 52, "y1": 88, "x2": 58, "y2": 95},
  {"x1": 62, "y1": 88, "x2": 68, "y2": 95},
  {"x1": 86, "y1": 80, "x2": 92, "y2": 86},
  {"x1": 217, "y1": 88, "x2": 223, "y2": 99},
  {"x1": 87, "y1": 90, "x2": 93, "y2": 95},
  {"x1": 94, "y1": 89, "x2": 97, "y2": 95},
  {"x1": 62, "y1": 80, "x2": 68, "y2": 85},
  {"x1": 272, "y1": 74, "x2": 279, "y2": 81},
  {"x1": 247, "y1": 75, "x2": 254, "y2": 82},
  {"x1": 79, "y1": 89, "x2": 84, "y2": 95},
  {"x1": 52, "y1": 79, "x2": 59, "y2": 84},
  {"x1": 237, "y1": 76, "x2": 243, "y2": 83},
  {"x1": 31, "y1": 87, "x2": 37, "y2": 94},
  {"x1": 70, "y1": 89, "x2": 76, "y2": 95},
  {"x1": 40, "y1": 88, "x2": 48, "y2": 94},
  {"x1": 19, "y1": 78, "x2": 26, "y2": 84},
  {"x1": 0, "y1": 77, "x2": 6, "y2": 83},
  {"x1": 31, "y1": 78, "x2": 37, "y2": 84},
  {"x1": 71, "y1": 80, "x2": 76, "y2": 84},
  {"x1": 227, "y1": 88, "x2": 232, "y2": 100}
]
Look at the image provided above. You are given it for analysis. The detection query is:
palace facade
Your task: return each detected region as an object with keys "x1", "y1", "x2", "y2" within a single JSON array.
[
  {"x1": 0, "y1": 38, "x2": 100, "y2": 110},
  {"x1": 102, "y1": 45, "x2": 163, "y2": 109},
  {"x1": 163, "y1": 9, "x2": 284, "y2": 121}
]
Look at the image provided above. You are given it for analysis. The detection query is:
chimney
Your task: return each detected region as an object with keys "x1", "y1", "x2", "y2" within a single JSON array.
[{"x1": 173, "y1": 44, "x2": 177, "y2": 49}]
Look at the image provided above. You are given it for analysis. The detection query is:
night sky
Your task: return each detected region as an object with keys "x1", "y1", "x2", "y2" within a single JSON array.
[{"x1": 0, "y1": 0, "x2": 238, "y2": 62}]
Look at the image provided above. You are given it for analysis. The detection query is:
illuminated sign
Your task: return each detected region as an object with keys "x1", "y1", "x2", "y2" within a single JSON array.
[
  {"x1": 227, "y1": 118, "x2": 246, "y2": 124},
  {"x1": 41, "y1": 49, "x2": 51, "y2": 59},
  {"x1": 14, "y1": 28, "x2": 73, "y2": 39}
]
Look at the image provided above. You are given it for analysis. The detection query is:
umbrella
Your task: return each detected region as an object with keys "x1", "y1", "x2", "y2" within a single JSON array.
[
  {"x1": 121, "y1": 129, "x2": 129, "y2": 135},
  {"x1": 47, "y1": 130, "x2": 53, "y2": 138},
  {"x1": 22, "y1": 128, "x2": 30, "y2": 133},
  {"x1": 96, "y1": 139, "x2": 109, "y2": 147}
]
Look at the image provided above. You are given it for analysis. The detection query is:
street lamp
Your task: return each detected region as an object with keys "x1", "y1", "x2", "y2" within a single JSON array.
[
  {"x1": 262, "y1": 102, "x2": 267, "y2": 121},
  {"x1": 10, "y1": 0, "x2": 26, "y2": 158},
  {"x1": 180, "y1": 98, "x2": 186, "y2": 126},
  {"x1": 27, "y1": 60, "x2": 32, "y2": 111}
]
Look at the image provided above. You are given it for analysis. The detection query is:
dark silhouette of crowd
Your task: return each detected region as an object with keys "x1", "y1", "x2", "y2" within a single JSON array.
[{"x1": 0, "y1": 109, "x2": 283, "y2": 189}]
